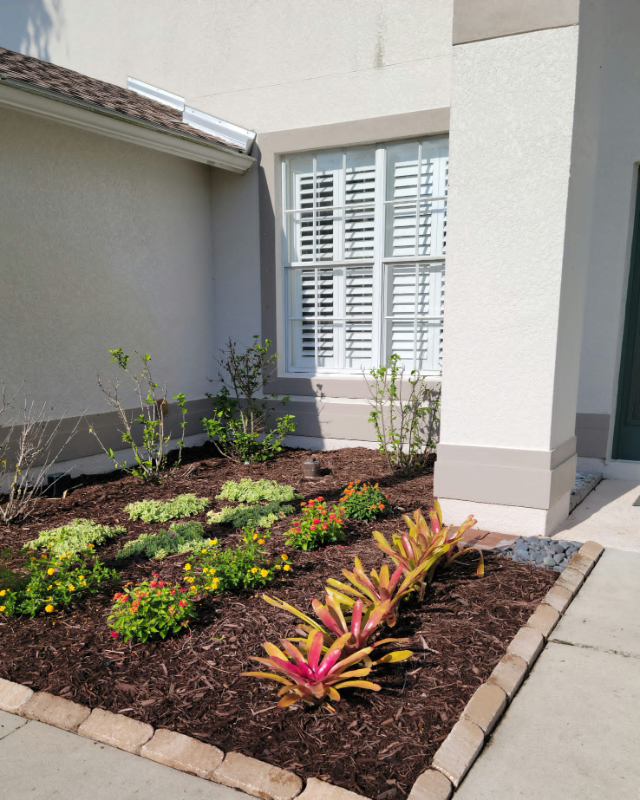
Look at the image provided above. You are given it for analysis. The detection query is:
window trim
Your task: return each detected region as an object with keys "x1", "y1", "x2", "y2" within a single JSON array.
[
  {"x1": 279, "y1": 136, "x2": 448, "y2": 377},
  {"x1": 256, "y1": 108, "x2": 450, "y2": 389}
]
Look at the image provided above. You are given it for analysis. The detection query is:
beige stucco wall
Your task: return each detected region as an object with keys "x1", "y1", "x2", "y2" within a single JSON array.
[
  {"x1": 0, "y1": 0, "x2": 454, "y2": 133},
  {"x1": 0, "y1": 106, "x2": 217, "y2": 418}
]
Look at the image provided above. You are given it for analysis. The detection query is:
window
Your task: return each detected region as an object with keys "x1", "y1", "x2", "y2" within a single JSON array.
[{"x1": 282, "y1": 136, "x2": 448, "y2": 375}]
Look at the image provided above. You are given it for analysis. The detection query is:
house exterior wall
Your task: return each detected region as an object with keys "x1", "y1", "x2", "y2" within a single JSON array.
[
  {"x1": 574, "y1": 0, "x2": 640, "y2": 474},
  {"x1": 0, "y1": 106, "x2": 215, "y2": 427}
]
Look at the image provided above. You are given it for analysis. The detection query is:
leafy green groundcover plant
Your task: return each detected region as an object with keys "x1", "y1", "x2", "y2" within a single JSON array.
[
  {"x1": 206, "y1": 501, "x2": 293, "y2": 530},
  {"x1": 338, "y1": 480, "x2": 391, "y2": 521},
  {"x1": 0, "y1": 551, "x2": 117, "y2": 617},
  {"x1": 108, "y1": 575, "x2": 196, "y2": 643},
  {"x1": 285, "y1": 497, "x2": 345, "y2": 551},
  {"x1": 216, "y1": 479, "x2": 299, "y2": 505},
  {"x1": 125, "y1": 494, "x2": 209, "y2": 523},
  {"x1": 116, "y1": 521, "x2": 208, "y2": 560},
  {"x1": 24, "y1": 519, "x2": 126, "y2": 558},
  {"x1": 187, "y1": 528, "x2": 292, "y2": 594}
]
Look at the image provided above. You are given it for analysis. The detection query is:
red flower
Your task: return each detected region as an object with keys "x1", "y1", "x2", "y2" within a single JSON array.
[
  {"x1": 179, "y1": 600, "x2": 187, "y2": 608},
  {"x1": 317, "y1": 496, "x2": 324, "y2": 501},
  {"x1": 110, "y1": 630, "x2": 118, "y2": 638},
  {"x1": 150, "y1": 581, "x2": 157, "y2": 588},
  {"x1": 312, "y1": 518, "x2": 320, "y2": 524}
]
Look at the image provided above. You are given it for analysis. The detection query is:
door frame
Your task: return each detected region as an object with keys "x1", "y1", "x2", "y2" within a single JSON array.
[{"x1": 613, "y1": 173, "x2": 640, "y2": 460}]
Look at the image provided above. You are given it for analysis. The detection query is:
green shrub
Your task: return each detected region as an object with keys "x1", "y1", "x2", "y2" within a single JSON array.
[
  {"x1": 284, "y1": 497, "x2": 345, "y2": 551},
  {"x1": 0, "y1": 551, "x2": 117, "y2": 618},
  {"x1": 338, "y1": 480, "x2": 392, "y2": 521},
  {"x1": 116, "y1": 521, "x2": 208, "y2": 560},
  {"x1": 125, "y1": 494, "x2": 209, "y2": 523},
  {"x1": 108, "y1": 575, "x2": 196, "y2": 643},
  {"x1": 202, "y1": 336, "x2": 295, "y2": 463},
  {"x1": 206, "y1": 502, "x2": 293, "y2": 529},
  {"x1": 24, "y1": 519, "x2": 126, "y2": 558},
  {"x1": 187, "y1": 528, "x2": 289, "y2": 594},
  {"x1": 215, "y1": 479, "x2": 299, "y2": 504}
]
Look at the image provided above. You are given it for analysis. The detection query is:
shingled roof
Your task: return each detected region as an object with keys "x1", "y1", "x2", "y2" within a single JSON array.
[{"x1": 0, "y1": 47, "x2": 247, "y2": 154}]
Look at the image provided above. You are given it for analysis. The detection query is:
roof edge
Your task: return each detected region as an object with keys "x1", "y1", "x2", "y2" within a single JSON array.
[{"x1": 0, "y1": 79, "x2": 254, "y2": 174}]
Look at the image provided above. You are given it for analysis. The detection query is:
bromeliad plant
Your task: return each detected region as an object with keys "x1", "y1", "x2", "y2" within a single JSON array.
[
  {"x1": 338, "y1": 481, "x2": 391, "y2": 521},
  {"x1": 241, "y1": 630, "x2": 385, "y2": 709},
  {"x1": 263, "y1": 594, "x2": 409, "y2": 658},
  {"x1": 373, "y1": 502, "x2": 483, "y2": 600},
  {"x1": 284, "y1": 497, "x2": 345, "y2": 551},
  {"x1": 108, "y1": 575, "x2": 196, "y2": 643},
  {"x1": 326, "y1": 557, "x2": 432, "y2": 627}
]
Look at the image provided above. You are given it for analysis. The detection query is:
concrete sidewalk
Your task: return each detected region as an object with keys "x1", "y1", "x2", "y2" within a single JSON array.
[
  {"x1": 0, "y1": 712, "x2": 246, "y2": 799},
  {"x1": 456, "y1": 548, "x2": 640, "y2": 799},
  {"x1": 554, "y1": 479, "x2": 640, "y2": 551}
]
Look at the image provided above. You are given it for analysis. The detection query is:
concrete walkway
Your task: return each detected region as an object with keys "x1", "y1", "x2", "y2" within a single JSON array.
[
  {"x1": 0, "y1": 712, "x2": 245, "y2": 799},
  {"x1": 554, "y1": 479, "x2": 640, "y2": 551},
  {"x1": 456, "y1": 548, "x2": 640, "y2": 799}
]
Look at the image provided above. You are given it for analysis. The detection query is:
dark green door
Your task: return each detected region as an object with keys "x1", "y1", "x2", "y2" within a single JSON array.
[{"x1": 614, "y1": 178, "x2": 640, "y2": 460}]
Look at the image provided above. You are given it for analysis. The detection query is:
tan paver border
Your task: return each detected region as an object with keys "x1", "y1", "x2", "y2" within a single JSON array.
[{"x1": 0, "y1": 540, "x2": 604, "y2": 800}]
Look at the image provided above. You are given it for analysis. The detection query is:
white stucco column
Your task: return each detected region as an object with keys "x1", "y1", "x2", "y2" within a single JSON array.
[{"x1": 435, "y1": 10, "x2": 588, "y2": 536}]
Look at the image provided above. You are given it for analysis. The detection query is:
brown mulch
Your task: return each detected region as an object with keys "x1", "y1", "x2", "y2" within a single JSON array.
[{"x1": 0, "y1": 446, "x2": 556, "y2": 799}]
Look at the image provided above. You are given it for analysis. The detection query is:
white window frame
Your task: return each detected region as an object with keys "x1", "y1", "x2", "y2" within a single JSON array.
[{"x1": 280, "y1": 136, "x2": 447, "y2": 377}]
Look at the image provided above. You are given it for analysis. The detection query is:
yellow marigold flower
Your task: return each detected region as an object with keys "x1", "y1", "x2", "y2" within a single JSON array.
[
  {"x1": 281, "y1": 554, "x2": 288, "y2": 561},
  {"x1": 274, "y1": 564, "x2": 281, "y2": 570},
  {"x1": 186, "y1": 576, "x2": 194, "y2": 583},
  {"x1": 208, "y1": 539, "x2": 218, "y2": 546},
  {"x1": 201, "y1": 549, "x2": 207, "y2": 554},
  {"x1": 47, "y1": 585, "x2": 52, "y2": 590},
  {"x1": 190, "y1": 585, "x2": 197, "y2": 593},
  {"x1": 184, "y1": 563, "x2": 192, "y2": 571},
  {"x1": 68, "y1": 584, "x2": 75, "y2": 591},
  {"x1": 45, "y1": 604, "x2": 54, "y2": 613},
  {"x1": 258, "y1": 538, "x2": 265, "y2": 545},
  {"x1": 78, "y1": 575, "x2": 85, "y2": 581},
  {"x1": 251, "y1": 567, "x2": 258, "y2": 574},
  {"x1": 253, "y1": 534, "x2": 258, "y2": 540},
  {"x1": 0, "y1": 590, "x2": 6, "y2": 597},
  {"x1": 47, "y1": 568, "x2": 55, "y2": 576},
  {"x1": 203, "y1": 567, "x2": 209, "y2": 574},
  {"x1": 283, "y1": 564, "x2": 291, "y2": 571},
  {"x1": 55, "y1": 581, "x2": 61, "y2": 586},
  {"x1": 0, "y1": 606, "x2": 5, "y2": 612},
  {"x1": 260, "y1": 569, "x2": 269, "y2": 578}
]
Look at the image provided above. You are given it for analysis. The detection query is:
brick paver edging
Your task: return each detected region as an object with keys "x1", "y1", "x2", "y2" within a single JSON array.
[
  {"x1": 0, "y1": 540, "x2": 605, "y2": 800},
  {"x1": 408, "y1": 539, "x2": 605, "y2": 800}
]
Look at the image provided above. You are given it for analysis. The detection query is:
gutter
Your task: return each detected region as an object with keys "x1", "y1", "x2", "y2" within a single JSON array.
[{"x1": 0, "y1": 78, "x2": 255, "y2": 174}]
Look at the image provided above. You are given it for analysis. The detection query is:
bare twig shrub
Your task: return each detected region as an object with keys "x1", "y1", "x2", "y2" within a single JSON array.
[
  {"x1": 90, "y1": 349, "x2": 186, "y2": 481},
  {"x1": 0, "y1": 383, "x2": 81, "y2": 523},
  {"x1": 364, "y1": 354, "x2": 440, "y2": 472}
]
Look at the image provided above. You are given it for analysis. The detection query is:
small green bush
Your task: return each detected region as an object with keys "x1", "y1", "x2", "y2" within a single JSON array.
[
  {"x1": 0, "y1": 551, "x2": 117, "y2": 618},
  {"x1": 125, "y1": 494, "x2": 209, "y2": 523},
  {"x1": 24, "y1": 519, "x2": 126, "y2": 558},
  {"x1": 206, "y1": 502, "x2": 293, "y2": 529},
  {"x1": 338, "y1": 480, "x2": 391, "y2": 521},
  {"x1": 215, "y1": 478, "x2": 299, "y2": 505},
  {"x1": 284, "y1": 497, "x2": 345, "y2": 551},
  {"x1": 116, "y1": 521, "x2": 208, "y2": 560},
  {"x1": 108, "y1": 576, "x2": 196, "y2": 643},
  {"x1": 187, "y1": 528, "x2": 290, "y2": 594}
]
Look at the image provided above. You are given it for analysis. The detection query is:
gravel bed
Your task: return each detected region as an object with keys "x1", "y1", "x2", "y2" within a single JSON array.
[{"x1": 501, "y1": 536, "x2": 582, "y2": 573}]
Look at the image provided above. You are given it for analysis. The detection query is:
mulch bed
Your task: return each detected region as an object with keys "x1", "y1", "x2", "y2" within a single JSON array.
[{"x1": 0, "y1": 446, "x2": 556, "y2": 799}]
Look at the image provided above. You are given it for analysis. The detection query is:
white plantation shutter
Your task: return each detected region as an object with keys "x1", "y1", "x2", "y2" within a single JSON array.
[{"x1": 283, "y1": 136, "x2": 448, "y2": 374}]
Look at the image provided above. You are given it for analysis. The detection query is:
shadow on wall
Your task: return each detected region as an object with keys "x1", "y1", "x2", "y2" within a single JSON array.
[{"x1": 0, "y1": 0, "x2": 62, "y2": 60}]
